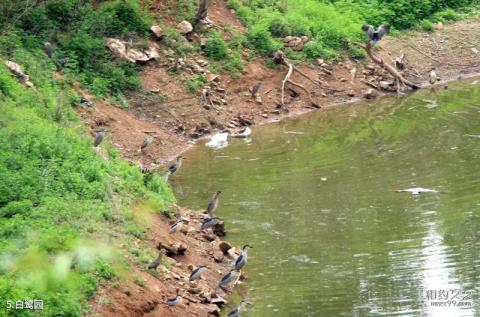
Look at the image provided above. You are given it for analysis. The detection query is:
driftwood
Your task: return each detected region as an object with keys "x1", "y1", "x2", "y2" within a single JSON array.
[
  {"x1": 273, "y1": 51, "x2": 320, "y2": 108},
  {"x1": 361, "y1": 43, "x2": 420, "y2": 90}
]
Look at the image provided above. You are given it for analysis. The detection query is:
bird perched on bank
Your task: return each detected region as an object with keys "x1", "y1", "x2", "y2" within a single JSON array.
[
  {"x1": 169, "y1": 220, "x2": 185, "y2": 234},
  {"x1": 189, "y1": 265, "x2": 208, "y2": 281},
  {"x1": 145, "y1": 249, "x2": 167, "y2": 270},
  {"x1": 93, "y1": 130, "x2": 106, "y2": 147},
  {"x1": 251, "y1": 82, "x2": 261, "y2": 98},
  {"x1": 201, "y1": 216, "x2": 221, "y2": 231},
  {"x1": 125, "y1": 36, "x2": 133, "y2": 52},
  {"x1": 361, "y1": 24, "x2": 390, "y2": 45},
  {"x1": 429, "y1": 67, "x2": 438, "y2": 85},
  {"x1": 165, "y1": 290, "x2": 182, "y2": 306},
  {"x1": 219, "y1": 269, "x2": 239, "y2": 289},
  {"x1": 206, "y1": 191, "x2": 223, "y2": 215},
  {"x1": 169, "y1": 156, "x2": 184, "y2": 175},
  {"x1": 79, "y1": 97, "x2": 93, "y2": 107},
  {"x1": 43, "y1": 41, "x2": 53, "y2": 58},
  {"x1": 139, "y1": 135, "x2": 154, "y2": 152},
  {"x1": 234, "y1": 244, "x2": 252, "y2": 271},
  {"x1": 227, "y1": 301, "x2": 250, "y2": 317}
]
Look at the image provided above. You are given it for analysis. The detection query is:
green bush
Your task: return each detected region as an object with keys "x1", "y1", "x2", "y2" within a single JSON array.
[
  {"x1": 421, "y1": 19, "x2": 434, "y2": 31},
  {"x1": 204, "y1": 31, "x2": 229, "y2": 60},
  {"x1": 247, "y1": 25, "x2": 282, "y2": 55},
  {"x1": 186, "y1": 74, "x2": 207, "y2": 93}
]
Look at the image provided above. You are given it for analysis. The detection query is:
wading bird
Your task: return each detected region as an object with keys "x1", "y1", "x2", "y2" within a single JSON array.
[
  {"x1": 219, "y1": 269, "x2": 239, "y2": 289},
  {"x1": 201, "y1": 216, "x2": 221, "y2": 231},
  {"x1": 429, "y1": 68, "x2": 438, "y2": 85},
  {"x1": 43, "y1": 41, "x2": 53, "y2": 58},
  {"x1": 169, "y1": 220, "x2": 185, "y2": 234},
  {"x1": 361, "y1": 24, "x2": 390, "y2": 45},
  {"x1": 234, "y1": 244, "x2": 252, "y2": 271},
  {"x1": 189, "y1": 265, "x2": 208, "y2": 281},
  {"x1": 79, "y1": 97, "x2": 93, "y2": 107},
  {"x1": 206, "y1": 191, "x2": 223, "y2": 215},
  {"x1": 227, "y1": 301, "x2": 250, "y2": 317},
  {"x1": 139, "y1": 135, "x2": 154, "y2": 152},
  {"x1": 251, "y1": 82, "x2": 261, "y2": 98},
  {"x1": 169, "y1": 156, "x2": 184, "y2": 175},
  {"x1": 145, "y1": 249, "x2": 167, "y2": 270},
  {"x1": 165, "y1": 290, "x2": 182, "y2": 306},
  {"x1": 93, "y1": 130, "x2": 106, "y2": 147}
]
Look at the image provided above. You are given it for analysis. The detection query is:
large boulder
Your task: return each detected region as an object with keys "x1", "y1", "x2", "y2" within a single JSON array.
[
  {"x1": 150, "y1": 25, "x2": 164, "y2": 40},
  {"x1": 177, "y1": 21, "x2": 193, "y2": 34}
]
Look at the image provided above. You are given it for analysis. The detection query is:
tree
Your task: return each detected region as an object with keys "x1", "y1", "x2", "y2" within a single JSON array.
[{"x1": 195, "y1": 0, "x2": 209, "y2": 25}]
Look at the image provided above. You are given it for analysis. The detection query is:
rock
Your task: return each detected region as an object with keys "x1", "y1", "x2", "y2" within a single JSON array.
[
  {"x1": 301, "y1": 36, "x2": 309, "y2": 43},
  {"x1": 105, "y1": 38, "x2": 156, "y2": 64},
  {"x1": 219, "y1": 241, "x2": 232, "y2": 254},
  {"x1": 206, "y1": 304, "x2": 221, "y2": 316},
  {"x1": 379, "y1": 81, "x2": 391, "y2": 90},
  {"x1": 150, "y1": 25, "x2": 164, "y2": 40},
  {"x1": 199, "y1": 37, "x2": 207, "y2": 48},
  {"x1": 316, "y1": 58, "x2": 324, "y2": 66},
  {"x1": 177, "y1": 21, "x2": 193, "y2": 34},
  {"x1": 226, "y1": 247, "x2": 238, "y2": 259},
  {"x1": 203, "y1": 234, "x2": 217, "y2": 242},
  {"x1": 364, "y1": 88, "x2": 377, "y2": 99},
  {"x1": 211, "y1": 297, "x2": 227, "y2": 307},
  {"x1": 213, "y1": 251, "x2": 224, "y2": 262},
  {"x1": 471, "y1": 47, "x2": 479, "y2": 54},
  {"x1": 4, "y1": 61, "x2": 35, "y2": 89},
  {"x1": 283, "y1": 36, "x2": 294, "y2": 43},
  {"x1": 160, "y1": 241, "x2": 188, "y2": 255},
  {"x1": 188, "y1": 287, "x2": 202, "y2": 294},
  {"x1": 196, "y1": 59, "x2": 209, "y2": 67},
  {"x1": 347, "y1": 90, "x2": 355, "y2": 97},
  {"x1": 206, "y1": 73, "x2": 220, "y2": 82},
  {"x1": 435, "y1": 22, "x2": 444, "y2": 30}
]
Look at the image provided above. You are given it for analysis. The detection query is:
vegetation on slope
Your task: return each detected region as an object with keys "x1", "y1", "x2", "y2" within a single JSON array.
[
  {"x1": 0, "y1": 24, "x2": 174, "y2": 317},
  {"x1": 226, "y1": 0, "x2": 475, "y2": 60}
]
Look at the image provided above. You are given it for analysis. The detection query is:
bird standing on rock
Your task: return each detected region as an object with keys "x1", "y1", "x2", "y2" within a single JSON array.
[
  {"x1": 219, "y1": 269, "x2": 239, "y2": 289},
  {"x1": 227, "y1": 301, "x2": 250, "y2": 317},
  {"x1": 145, "y1": 249, "x2": 167, "y2": 270},
  {"x1": 234, "y1": 244, "x2": 252, "y2": 271},
  {"x1": 169, "y1": 156, "x2": 184, "y2": 175},
  {"x1": 206, "y1": 191, "x2": 223, "y2": 215},
  {"x1": 139, "y1": 135, "x2": 154, "y2": 152},
  {"x1": 43, "y1": 41, "x2": 53, "y2": 58},
  {"x1": 165, "y1": 290, "x2": 182, "y2": 306},
  {"x1": 361, "y1": 24, "x2": 390, "y2": 45},
  {"x1": 429, "y1": 68, "x2": 438, "y2": 85},
  {"x1": 93, "y1": 130, "x2": 106, "y2": 147},
  {"x1": 189, "y1": 265, "x2": 208, "y2": 281},
  {"x1": 169, "y1": 220, "x2": 184, "y2": 234},
  {"x1": 201, "y1": 216, "x2": 221, "y2": 231}
]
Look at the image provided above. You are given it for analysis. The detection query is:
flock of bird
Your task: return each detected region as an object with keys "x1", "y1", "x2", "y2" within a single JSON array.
[
  {"x1": 149, "y1": 157, "x2": 252, "y2": 316},
  {"x1": 84, "y1": 24, "x2": 441, "y2": 316}
]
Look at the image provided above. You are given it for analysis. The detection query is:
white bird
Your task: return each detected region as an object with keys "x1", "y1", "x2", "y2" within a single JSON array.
[
  {"x1": 165, "y1": 291, "x2": 182, "y2": 306},
  {"x1": 397, "y1": 187, "x2": 439, "y2": 195},
  {"x1": 429, "y1": 68, "x2": 438, "y2": 85},
  {"x1": 206, "y1": 132, "x2": 229, "y2": 148}
]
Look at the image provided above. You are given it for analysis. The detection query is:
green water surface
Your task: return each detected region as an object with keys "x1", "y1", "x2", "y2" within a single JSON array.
[{"x1": 172, "y1": 80, "x2": 480, "y2": 317}]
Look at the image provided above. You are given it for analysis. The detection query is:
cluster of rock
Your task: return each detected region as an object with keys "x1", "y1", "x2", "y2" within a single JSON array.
[
  {"x1": 105, "y1": 38, "x2": 159, "y2": 64},
  {"x1": 283, "y1": 36, "x2": 310, "y2": 51},
  {"x1": 361, "y1": 64, "x2": 396, "y2": 98}
]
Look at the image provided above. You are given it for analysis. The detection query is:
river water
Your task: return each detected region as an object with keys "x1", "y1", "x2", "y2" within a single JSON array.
[{"x1": 172, "y1": 79, "x2": 480, "y2": 316}]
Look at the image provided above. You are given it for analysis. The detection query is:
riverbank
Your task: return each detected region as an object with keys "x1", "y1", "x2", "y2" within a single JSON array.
[
  {"x1": 77, "y1": 14, "x2": 480, "y2": 168},
  {"x1": 88, "y1": 206, "x2": 241, "y2": 317}
]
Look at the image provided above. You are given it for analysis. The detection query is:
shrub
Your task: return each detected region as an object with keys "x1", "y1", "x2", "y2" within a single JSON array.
[
  {"x1": 186, "y1": 74, "x2": 207, "y2": 93},
  {"x1": 247, "y1": 25, "x2": 282, "y2": 55},
  {"x1": 421, "y1": 19, "x2": 434, "y2": 31},
  {"x1": 204, "y1": 31, "x2": 229, "y2": 60},
  {"x1": 268, "y1": 16, "x2": 291, "y2": 37}
]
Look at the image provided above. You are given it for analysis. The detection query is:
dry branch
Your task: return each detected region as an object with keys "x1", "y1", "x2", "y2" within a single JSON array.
[{"x1": 360, "y1": 43, "x2": 420, "y2": 90}]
